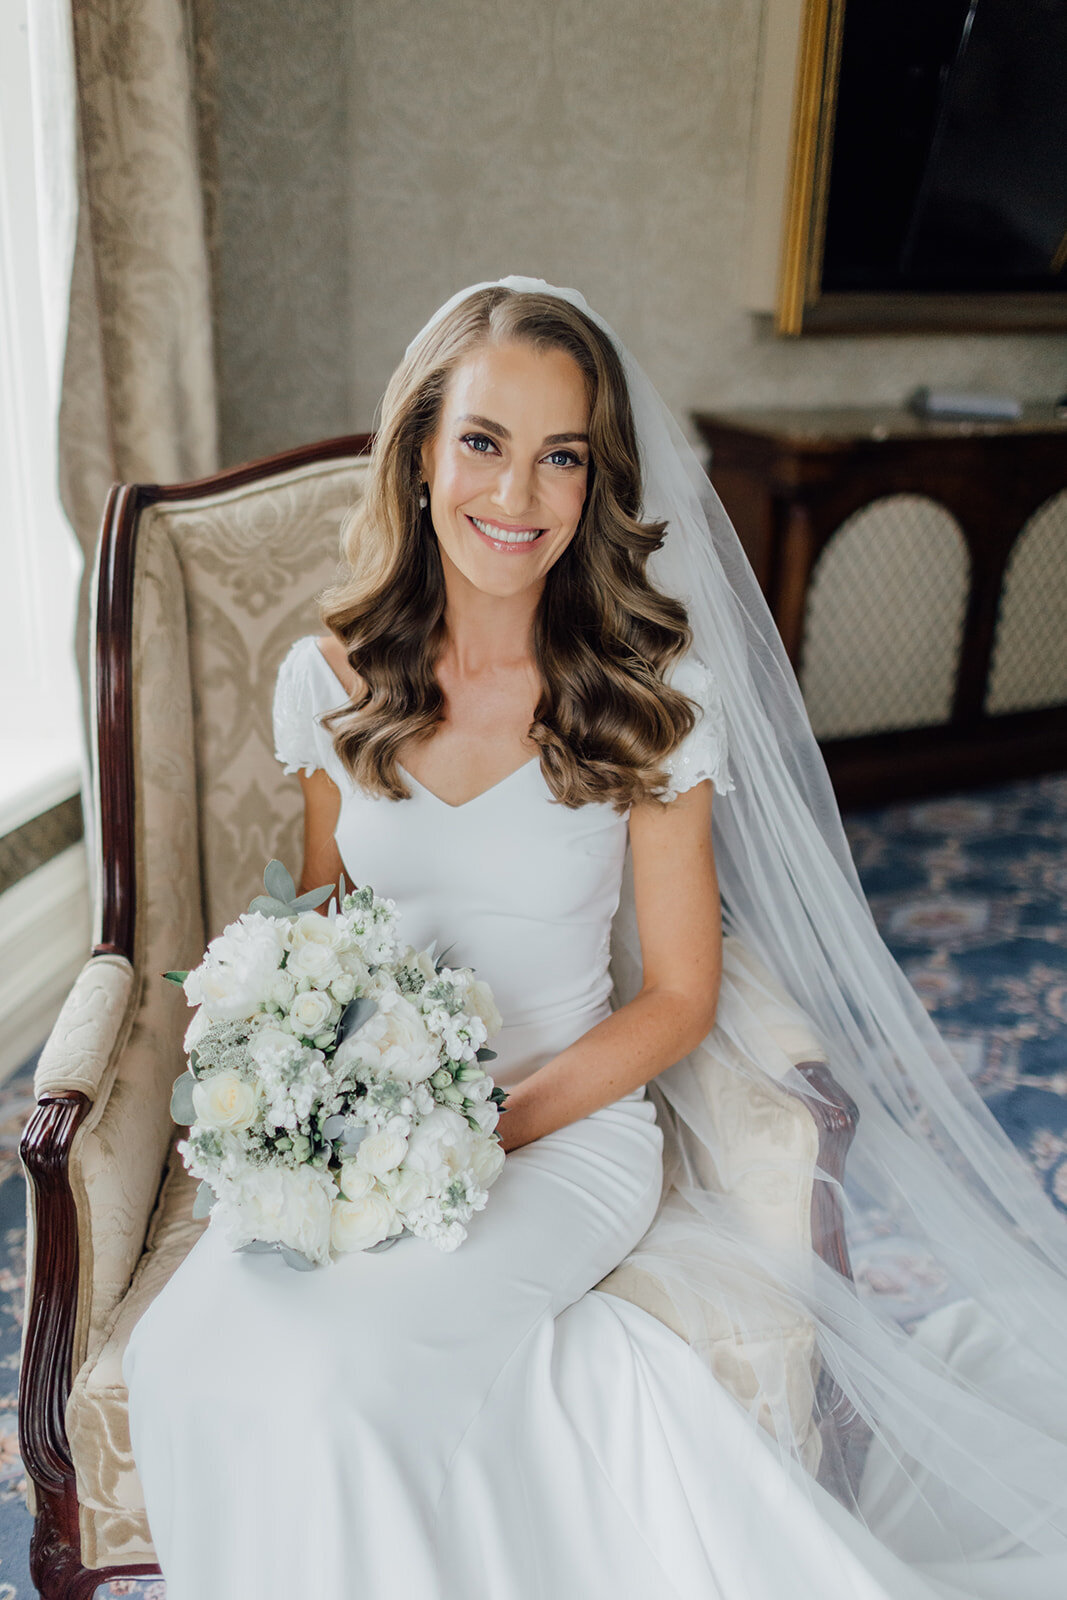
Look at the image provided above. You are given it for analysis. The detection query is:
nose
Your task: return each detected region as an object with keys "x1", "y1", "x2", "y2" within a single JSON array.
[{"x1": 490, "y1": 456, "x2": 537, "y2": 519}]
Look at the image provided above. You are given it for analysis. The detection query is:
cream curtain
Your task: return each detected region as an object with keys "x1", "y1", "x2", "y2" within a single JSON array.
[{"x1": 29, "y1": 0, "x2": 219, "y2": 912}]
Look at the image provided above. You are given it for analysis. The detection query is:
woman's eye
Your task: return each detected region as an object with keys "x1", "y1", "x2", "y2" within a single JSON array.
[
  {"x1": 545, "y1": 449, "x2": 585, "y2": 468},
  {"x1": 460, "y1": 433, "x2": 496, "y2": 455}
]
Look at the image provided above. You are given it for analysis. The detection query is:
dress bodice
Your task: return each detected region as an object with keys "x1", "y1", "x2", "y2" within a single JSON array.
[{"x1": 273, "y1": 636, "x2": 732, "y2": 1087}]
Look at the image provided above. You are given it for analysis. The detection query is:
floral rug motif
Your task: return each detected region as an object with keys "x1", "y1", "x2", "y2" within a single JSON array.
[{"x1": 0, "y1": 768, "x2": 1061, "y2": 1596}]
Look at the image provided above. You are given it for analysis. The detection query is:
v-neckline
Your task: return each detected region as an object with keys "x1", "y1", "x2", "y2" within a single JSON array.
[{"x1": 306, "y1": 639, "x2": 542, "y2": 812}]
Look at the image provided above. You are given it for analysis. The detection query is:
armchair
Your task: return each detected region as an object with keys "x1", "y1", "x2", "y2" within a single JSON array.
[{"x1": 18, "y1": 437, "x2": 860, "y2": 1597}]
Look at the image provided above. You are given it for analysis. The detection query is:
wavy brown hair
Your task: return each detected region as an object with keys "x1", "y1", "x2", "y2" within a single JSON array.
[{"x1": 319, "y1": 286, "x2": 700, "y2": 814}]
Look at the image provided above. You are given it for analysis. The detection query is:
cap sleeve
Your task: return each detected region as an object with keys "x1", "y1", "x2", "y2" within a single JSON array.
[
  {"x1": 658, "y1": 653, "x2": 735, "y2": 802},
  {"x1": 272, "y1": 637, "x2": 336, "y2": 778}
]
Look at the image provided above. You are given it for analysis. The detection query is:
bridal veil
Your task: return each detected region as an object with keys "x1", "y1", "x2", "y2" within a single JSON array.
[{"x1": 401, "y1": 275, "x2": 1067, "y2": 1598}]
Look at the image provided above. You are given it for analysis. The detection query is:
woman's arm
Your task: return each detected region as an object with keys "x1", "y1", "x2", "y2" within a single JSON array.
[
  {"x1": 495, "y1": 779, "x2": 723, "y2": 1152},
  {"x1": 296, "y1": 766, "x2": 346, "y2": 902}
]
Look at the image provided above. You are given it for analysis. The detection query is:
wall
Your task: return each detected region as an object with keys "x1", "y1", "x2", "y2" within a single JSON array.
[{"x1": 215, "y1": 0, "x2": 1067, "y2": 465}]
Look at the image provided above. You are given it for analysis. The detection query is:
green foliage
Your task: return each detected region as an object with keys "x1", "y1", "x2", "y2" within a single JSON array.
[{"x1": 248, "y1": 858, "x2": 336, "y2": 920}]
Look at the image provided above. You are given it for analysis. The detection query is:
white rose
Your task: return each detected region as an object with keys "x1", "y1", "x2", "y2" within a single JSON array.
[
  {"x1": 465, "y1": 978, "x2": 503, "y2": 1035},
  {"x1": 337, "y1": 1161, "x2": 375, "y2": 1202},
  {"x1": 469, "y1": 1135, "x2": 506, "y2": 1188},
  {"x1": 183, "y1": 912, "x2": 286, "y2": 1020},
  {"x1": 330, "y1": 1190, "x2": 397, "y2": 1254},
  {"x1": 269, "y1": 970, "x2": 297, "y2": 1009},
  {"x1": 330, "y1": 972, "x2": 357, "y2": 1005},
  {"x1": 288, "y1": 988, "x2": 335, "y2": 1038},
  {"x1": 404, "y1": 1105, "x2": 475, "y2": 1182},
  {"x1": 469, "y1": 1098, "x2": 500, "y2": 1136},
  {"x1": 356, "y1": 1129, "x2": 409, "y2": 1175},
  {"x1": 285, "y1": 914, "x2": 343, "y2": 986},
  {"x1": 191, "y1": 1069, "x2": 259, "y2": 1131}
]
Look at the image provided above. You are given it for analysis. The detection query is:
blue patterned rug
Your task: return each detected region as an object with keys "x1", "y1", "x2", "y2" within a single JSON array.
[{"x1": 0, "y1": 769, "x2": 1063, "y2": 1596}]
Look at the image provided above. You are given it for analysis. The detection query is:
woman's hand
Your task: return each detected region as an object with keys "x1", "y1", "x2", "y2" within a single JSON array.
[{"x1": 494, "y1": 780, "x2": 723, "y2": 1151}]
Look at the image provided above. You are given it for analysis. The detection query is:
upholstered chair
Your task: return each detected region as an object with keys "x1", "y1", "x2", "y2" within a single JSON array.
[{"x1": 18, "y1": 438, "x2": 859, "y2": 1598}]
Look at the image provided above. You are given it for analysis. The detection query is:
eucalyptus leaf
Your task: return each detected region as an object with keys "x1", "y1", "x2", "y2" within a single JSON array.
[
  {"x1": 289, "y1": 883, "x2": 335, "y2": 911},
  {"x1": 247, "y1": 894, "x2": 299, "y2": 919},
  {"x1": 263, "y1": 859, "x2": 297, "y2": 903},
  {"x1": 170, "y1": 1072, "x2": 198, "y2": 1124},
  {"x1": 192, "y1": 1180, "x2": 216, "y2": 1219},
  {"x1": 321, "y1": 1113, "x2": 347, "y2": 1139},
  {"x1": 237, "y1": 1239, "x2": 280, "y2": 1254},
  {"x1": 279, "y1": 1244, "x2": 320, "y2": 1271},
  {"x1": 162, "y1": 970, "x2": 190, "y2": 986},
  {"x1": 339, "y1": 1124, "x2": 368, "y2": 1155},
  {"x1": 476, "y1": 1047, "x2": 497, "y2": 1062},
  {"x1": 434, "y1": 941, "x2": 458, "y2": 972},
  {"x1": 336, "y1": 994, "x2": 378, "y2": 1046},
  {"x1": 364, "y1": 1233, "x2": 402, "y2": 1254}
]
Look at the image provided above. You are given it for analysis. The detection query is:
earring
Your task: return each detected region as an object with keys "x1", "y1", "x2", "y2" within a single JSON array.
[{"x1": 418, "y1": 483, "x2": 429, "y2": 509}]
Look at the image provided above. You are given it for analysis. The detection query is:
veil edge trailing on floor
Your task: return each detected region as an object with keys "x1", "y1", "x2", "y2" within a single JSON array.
[{"x1": 403, "y1": 276, "x2": 1067, "y2": 1598}]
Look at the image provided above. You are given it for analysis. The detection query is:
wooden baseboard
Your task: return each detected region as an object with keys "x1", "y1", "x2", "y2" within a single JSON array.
[{"x1": 0, "y1": 844, "x2": 91, "y2": 1083}]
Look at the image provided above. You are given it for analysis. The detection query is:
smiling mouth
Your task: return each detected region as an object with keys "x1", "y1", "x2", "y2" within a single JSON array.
[{"x1": 467, "y1": 513, "x2": 546, "y2": 548}]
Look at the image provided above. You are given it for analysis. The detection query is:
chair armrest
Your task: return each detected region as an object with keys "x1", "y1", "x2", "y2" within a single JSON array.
[{"x1": 34, "y1": 954, "x2": 136, "y2": 1104}]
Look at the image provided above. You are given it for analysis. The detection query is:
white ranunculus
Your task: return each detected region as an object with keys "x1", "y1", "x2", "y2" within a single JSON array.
[
  {"x1": 403, "y1": 1105, "x2": 475, "y2": 1182},
  {"x1": 330, "y1": 972, "x2": 357, "y2": 1005},
  {"x1": 469, "y1": 1099, "x2": 500, "y2": 1136},
  {"x1": 337, "y1": 1161, "x2": 374, "y2": 1202},
  {"x1": 288, "y1": 988, "x2": 335, "y2": 1038},
  {"x1": 355, "y1": 1128, "x2": 409, "y2": 1176},
  {"x1": 214, "y1": 1164, "x2": 335, "y2": 1264},
  {"x1": 183, "y1": 912, "x2": 286, "y2": 1020},
  {"x1": 192, "y1": 1069, "x2": 259, "y2": 1131},
  {"x1": 465, "y1": 977, "x2": 503, "y2": 1035},
  {"x1": 469, "y1": 1136, "x2": 506, "y2": 1188},
  {"x1": 330, "y1": 1189, "x2": 397, "y2": 1254}
]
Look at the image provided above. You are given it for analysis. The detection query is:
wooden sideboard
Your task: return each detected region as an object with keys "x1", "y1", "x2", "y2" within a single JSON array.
[{"x1": 692, "y1": 405, "x2": 1067, "y2": 808}]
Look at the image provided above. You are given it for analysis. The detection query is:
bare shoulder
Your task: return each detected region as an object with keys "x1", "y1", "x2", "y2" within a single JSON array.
[{"x1": 315, "y1": 633, "x2": 364, "y2": 698}]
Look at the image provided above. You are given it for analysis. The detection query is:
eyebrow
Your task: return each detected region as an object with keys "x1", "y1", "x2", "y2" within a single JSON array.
[{"x1": 457, "y1": 413, "x2": 590, "y2": 447}]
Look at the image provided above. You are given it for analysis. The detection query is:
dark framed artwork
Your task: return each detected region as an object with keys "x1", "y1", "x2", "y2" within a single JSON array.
[{"x1": 778, "y1": 0, "x2": 1067, "y2": 334}]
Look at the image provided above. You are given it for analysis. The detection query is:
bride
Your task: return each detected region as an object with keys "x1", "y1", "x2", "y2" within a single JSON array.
[{"x1": 122, "y1": 276, "x2": 1067, "y2": 1599}]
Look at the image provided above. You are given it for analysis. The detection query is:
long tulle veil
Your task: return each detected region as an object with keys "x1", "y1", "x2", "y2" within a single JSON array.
[{"x1": 405, "y1": 275, "x2": 1067, "y2": 1596}]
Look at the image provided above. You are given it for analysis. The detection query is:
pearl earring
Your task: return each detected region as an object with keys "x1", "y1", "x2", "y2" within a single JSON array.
[{"x1": 418, "y1": 483, "x2": 429, "y2": 509}]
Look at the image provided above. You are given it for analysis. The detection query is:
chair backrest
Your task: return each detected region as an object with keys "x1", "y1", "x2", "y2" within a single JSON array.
[{"x1": 81, "y1": 446, "x2": 371, "y2": 1352}]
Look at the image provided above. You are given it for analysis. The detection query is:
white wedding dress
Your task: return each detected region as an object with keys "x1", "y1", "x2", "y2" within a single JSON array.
[{"x1": 122, "y1": 635, "x2": 1017, "y2": 1600}]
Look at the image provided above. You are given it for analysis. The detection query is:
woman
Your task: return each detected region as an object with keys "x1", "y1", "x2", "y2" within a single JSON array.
[{"x1": 123, "y1": 277, "x2": 1067, "y2": 1599}]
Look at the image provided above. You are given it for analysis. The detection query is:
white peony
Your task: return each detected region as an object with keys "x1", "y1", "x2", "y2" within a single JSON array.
[
  {"x1": 465, "y1": 978, "x2": 503, "y2": 1035},
  {"x1": 468, "y1": 1098, "x2": 501, "y2": 1136},
  {"x1": 330, "y1": 1189, "x2": 397, "y2": 1254},
  {"x1": 344, "y1": 994, "x2": 440, "y2": 1085},
  {"x1": 213, "y1": 1164, "x2": 335, "y2": 1264},
  {"x1": 403, "y1": 1105, "x2": 475, "y2": 1183},
  {"x1": 469, "y1": 1135, "x2": 506, "y2": 1188},
  {"x1": 381, "y1": 1165, "x2": 432, "y2": 1213},
  {"x1": 183, "y1": 912, "x2": 286, "y2": 1020},
  {"x1": 355, "y1": 1128, "x2": 409, "y2": 1176},
  {"x1": 192, "y1": 1069, "x2": 260, "y2": 1132},
  {"x1": 288, "y1": 988, "x2": 335, "y2": 1038},
  {"x1": 337, "y1": 1160, "x2": 374, "y2": 1202}
]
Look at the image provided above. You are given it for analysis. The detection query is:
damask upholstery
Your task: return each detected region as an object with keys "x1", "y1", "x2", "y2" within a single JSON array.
[{"x1": 25, "y1": 450, "x2": 835, "y2": 1572}]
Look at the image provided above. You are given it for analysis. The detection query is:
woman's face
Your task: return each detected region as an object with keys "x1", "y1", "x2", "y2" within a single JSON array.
[{"x1": 419, "y1": 339, "x2": 592, "y2": 599}]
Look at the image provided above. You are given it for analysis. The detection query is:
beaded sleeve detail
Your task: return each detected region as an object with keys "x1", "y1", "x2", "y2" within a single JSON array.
[
  {"x1": 657, "y1": 654, "x2": 735, "y2": 802},
  {"x1": 272, "y1": 637, "x2": 331, "y2": 778}
]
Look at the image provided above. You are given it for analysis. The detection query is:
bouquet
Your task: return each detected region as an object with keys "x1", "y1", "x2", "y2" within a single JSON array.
[{"x1": 164, "y1": 860, "x2": 508, "y2": 1269}]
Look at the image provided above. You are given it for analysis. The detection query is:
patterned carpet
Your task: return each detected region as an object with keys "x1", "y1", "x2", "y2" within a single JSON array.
[{"x1": 0, "y1": 768, "x2": 1063, "y2": 1597}]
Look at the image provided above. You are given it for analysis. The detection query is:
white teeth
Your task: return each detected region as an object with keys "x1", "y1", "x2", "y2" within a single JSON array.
[{"x1": 470, "y1": 515, "x2": 542, "y2": 545}]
